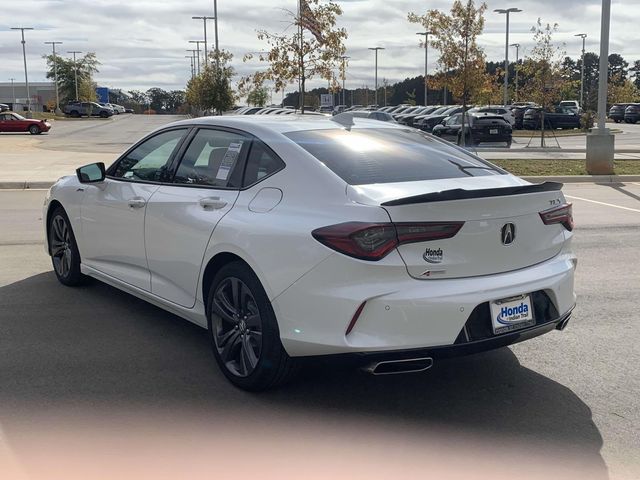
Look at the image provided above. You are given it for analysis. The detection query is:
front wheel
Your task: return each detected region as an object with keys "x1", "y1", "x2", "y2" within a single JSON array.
[
  {"x1": 207, "y1": 262, "x2": 298, "y2": 391},
  {"x1": 48, "y1": 207, "x2": 86, "y2": 286},
  {"x1": 29, "y1": 125, "x2": 40, "y2": 135}
]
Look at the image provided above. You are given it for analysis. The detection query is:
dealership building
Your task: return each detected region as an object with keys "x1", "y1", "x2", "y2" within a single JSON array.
[{"x1": 0, "y1": 81, "x2": 56, "y2": 112}]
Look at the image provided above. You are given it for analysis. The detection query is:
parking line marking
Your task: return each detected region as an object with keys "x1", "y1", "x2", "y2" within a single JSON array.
[{"x1": 566, "y1": 195, "x2": 640, "y2": 213}]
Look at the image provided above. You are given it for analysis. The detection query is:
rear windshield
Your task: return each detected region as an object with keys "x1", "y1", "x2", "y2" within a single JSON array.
[{"x1": 285, "y1": 128, "x2": 504, "y2": 185}]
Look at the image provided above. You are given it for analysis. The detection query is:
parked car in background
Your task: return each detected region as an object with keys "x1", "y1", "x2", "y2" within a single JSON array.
[
  {"x1": 608, "y1": 103, "x2": 633, "y2": 123},
  {"x1": 344, "y1": 105, "x2": 364, "y2": 112},
  {"x1": 235, "y1": 107, "x2": 264, "y2": 115},
  {"x1": 415, "y1": 106, "x2": 465, "y2": 132},
  {"x1": 318, "y1": 106, "x2": 334, "y2": 114},
  {"x1": 522, "y1": 107, "x2": 581, "y2": 130},
  {"x1": 468, "y1": 106, "x2": 516, "y2": 127},
  {"x1": 0, "y1": 111, "x2": 51, "y2": 134},
  {"x1": 332, "y1": 105, "x2": 347, "y2": 115},
  {"x1": 558, "y1": 100, "x2": 581, "y2": 114},
  {"x1": 125, "y1": 108, "x2": 135, "y2": 114},
  {"x1": 432, "y1": 112, "x2": 512, "y2": 147},
  {"x1": 0, "y1": 104, "x2": 10, "y2": 112},
  {"x1": 397, "y1": 106, "x2": 442, "y2": 127},
  {"x1": 64, "y1": 102, "x2": 113, "y2": 118},
  {"x1": 334, "y1": 110, "x2": 396, "y2": 122},
  {"x1": 624, "y1": 104, "x2": 640, "y2": 124},
  {"x1": 510, "y1": 106, "x2": 528, "y2": 130},
  {"x1": 100, "y1": 103, "x2": 124, "y2": 114}
]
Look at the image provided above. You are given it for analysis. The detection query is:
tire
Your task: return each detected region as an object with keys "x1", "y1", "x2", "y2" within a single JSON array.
[
  {"x1": 100, "y1": 111, "x2": 109, "y2": 118},
  {"x1": 70, "y1": 110, "x2": 80, "y2": 118},
  {"x1": 506, "y1": 140, "x2": 512, "y2": 148},
  {"x1": 48, "y1": 207, "x2": 86, "y2": 286},
  {"x1": 29, "y1": 125, "x2": 40, "y2": 135},
  {"x1": 206, "y1": 262, "x2": 298, "y2": 391},
  {"x1": 615, "y1": 119, "x2": 622, "y2": 123}
]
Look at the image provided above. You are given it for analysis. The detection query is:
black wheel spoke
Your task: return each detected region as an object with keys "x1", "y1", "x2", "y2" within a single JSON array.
[{"x1": 212, "y1": 276, "x2": 263, "y2": 378}]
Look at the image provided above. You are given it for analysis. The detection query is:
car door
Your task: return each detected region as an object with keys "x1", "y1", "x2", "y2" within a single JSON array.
[
  {"x1": 0, "y1": 113, "x2": 18, "y2": 132},
  {"x1": 79, "y1": 127, "x2": 189, "y2": 291},
  {"x1": 143, "y1": 127, "x2": 251, "y2": 307}
]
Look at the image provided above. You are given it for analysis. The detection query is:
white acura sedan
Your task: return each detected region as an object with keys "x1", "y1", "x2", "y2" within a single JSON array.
[{"x1": 43, "y1": 115, "x2": 576, "y2": 390}]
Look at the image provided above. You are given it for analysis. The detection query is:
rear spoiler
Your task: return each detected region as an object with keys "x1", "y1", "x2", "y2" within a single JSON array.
[{"x1": 381, "y1": 182, "x2": 563, "y2": 206}]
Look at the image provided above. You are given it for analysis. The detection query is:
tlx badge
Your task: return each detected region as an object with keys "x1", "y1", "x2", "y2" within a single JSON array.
[{"x1": 423, "y1": 248, "x2": 443, "y2": 264}]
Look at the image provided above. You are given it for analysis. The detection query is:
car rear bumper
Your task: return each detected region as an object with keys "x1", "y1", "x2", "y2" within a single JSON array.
[
  {"x1": 273, "y1": 248, "x2": 576, "y2": 357},
  {"x1": 625, "y1": 113, "x2": 640, "y2": 122}
]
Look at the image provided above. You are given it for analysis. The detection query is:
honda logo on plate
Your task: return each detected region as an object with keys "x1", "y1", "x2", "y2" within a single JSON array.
[{"x1": 501, "y1": 223, "x2": 516, "y2": 245}]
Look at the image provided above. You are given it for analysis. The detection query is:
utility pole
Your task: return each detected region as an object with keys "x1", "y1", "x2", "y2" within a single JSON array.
[
  {"x1": 213, "y1": 0, "x2": 220, "y2": 72},
  {"x1": 11, "y1": 27, "x2": 34, "y2": 116},
  {"x1": 192, "y1": 16, "x2": 214, "y2": 66},
  {"x1": 368, "y1": 47, "x2": 384, "y2": 107},
  {"x1": 189, "y1": 41, "x2": 204, "y2": 74},
  {"x1": 45, "y1": 41, "x2": 63, "y2": 114},
  {"x1": 575, "y1": 33, "x2": 587, "y2": 108},
  {"x1": 340, "y1": 55, "x2": 349, "y2": 107},
  {"x1": 9, "y1": 78, "x2": 16, "y2": 106},
  {"x1": 510, "y1": 43, "x2": 520, "y2": 102},
  {"x1": 67, "y1": 50, "x2": 82, "y2": 101},
  {"x1": 185, "y1": 55, "x2": 195, "y2": 79},
  {"x1": 495, "y1": 8, "x2": 522, "y2": 106},
  {"x1": 416, "y1": 32, "x2": 433, "y2": 106}
]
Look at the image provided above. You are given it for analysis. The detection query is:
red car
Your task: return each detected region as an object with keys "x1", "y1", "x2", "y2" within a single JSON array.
[{"x1": 0, "y1": 112, "x2": 51, "y2": 134}]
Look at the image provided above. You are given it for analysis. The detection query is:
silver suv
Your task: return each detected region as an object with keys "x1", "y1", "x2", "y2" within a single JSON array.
[{"x1": 63, "y1": 102, "x2": 113, "y2": 118}]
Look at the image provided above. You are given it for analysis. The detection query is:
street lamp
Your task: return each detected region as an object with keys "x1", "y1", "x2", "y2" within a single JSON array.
[
  {"x1": 67, "y1": 51, "x2": 82, "y2": 101},
  {"x1": 192, "y1": 16, "x2": 215, "y2": 66},
  {"x1": 185, "y1": 55, "x2": 195, "y2": 79},
  {"x1": 495, "y1": 8, "x2": 522, "y2": 106},
  {"x1": 45, "y1": 41, "x2": 63, "y2": 114},
  {"x1": 368, "y1": 47, "x2": 384, "y2": 107},
  {"x1": 340, "y1": 55, "x2": 350, "y2": 107},
  {"x1": 11, "y1": 27, "x2": 34, "y2": 115},
  {"x1": 9, "y1": 78, "x2": 16, "y2": 106},
  {"x1": 189, "y1": 40, "x2": 204, "y2": 74},
  {"x1": 416, "y1": 32, "x2": 433, "y2": 106},
  {"x1": 510, "y1": 43, "x2": 520, "y2": 102},
  {"x1": 575, "y1": 34, "x2": 587, "y2": 108}
]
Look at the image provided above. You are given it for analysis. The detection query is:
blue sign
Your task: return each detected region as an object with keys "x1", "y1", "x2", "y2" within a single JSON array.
[{"x1": 96, "y1": 87, "x2": 109, "y2": 103}]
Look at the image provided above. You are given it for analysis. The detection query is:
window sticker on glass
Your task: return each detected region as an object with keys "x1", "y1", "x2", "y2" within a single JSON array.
[{"x1": 216, "y1": 142, "x2": 243, "y2": 180}]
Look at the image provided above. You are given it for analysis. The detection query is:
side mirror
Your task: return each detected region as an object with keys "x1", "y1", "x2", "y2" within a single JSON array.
[
  {"x1": 441, "y1": 119, "x2": 447, "y2": 125},
  {"x1": 76, "y1": 162, "x2": 106, "y2": 183}
]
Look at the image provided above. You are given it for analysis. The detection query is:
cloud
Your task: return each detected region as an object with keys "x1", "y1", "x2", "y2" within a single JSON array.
[{"x1": 1, "y1": 0, "x2": 637, "y2": 93}]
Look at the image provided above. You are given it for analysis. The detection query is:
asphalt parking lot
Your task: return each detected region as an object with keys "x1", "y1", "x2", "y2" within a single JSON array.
[{"x1": 0, "y1": 183, "x2": 638, "y2": 479}]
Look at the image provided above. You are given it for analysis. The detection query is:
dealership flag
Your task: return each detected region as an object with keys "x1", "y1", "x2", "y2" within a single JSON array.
[{"x1": 299, "y1": 0, "x2": 325, "y2": 44}]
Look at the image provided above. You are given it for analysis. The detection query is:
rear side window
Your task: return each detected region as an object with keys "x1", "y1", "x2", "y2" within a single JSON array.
[
  {"x1": 242, "y1": 141, "x2": 285, "y2": 187},
  {"x1": 285, "y1": 128, "x2": 503, "y2": 185}
]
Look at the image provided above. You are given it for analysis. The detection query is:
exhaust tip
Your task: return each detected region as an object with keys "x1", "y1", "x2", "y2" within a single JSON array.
[{"x1": 363, "y1": 357, "x2": 434, "y2": 376}]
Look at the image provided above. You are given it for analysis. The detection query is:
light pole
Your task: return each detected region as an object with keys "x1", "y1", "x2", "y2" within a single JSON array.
[
  {"x1": 575, "y1": 33, "x2": 587, "y2": 108},
  {"x1": 189, "y1": 41, "x2": 204, "y2": 74},
  {"x1": 185, "y1": 55, "x2": 195, "y2": 79},
  {"x1": 368, "y1": 47, "x2": 384, "y2": 107},
  {"x1": 67, "y1": 51, "x2": 82, "y2": 101},
  {"x1": 510, "y1": 43, "x2": 520, "y2": 102},
  {"x1": 416, "y1": 32, "x2": 433, "y2": 106},
  {"x1": 11, "y1": 27, "x2": 34, "y2": 115},
  {"x1": 9, "y1": 78, "x2": 16, "y2": 106},
  {"x1": 45, "y1": 41, "x2": 63, "y2": 114},
  {"x1": 340, "y1": 55, "x2": 349, "y2": 107},
  {"x1": 192, "y1": 16, "x2": 214, "y2": 66},
  {"x1": 213, "y1": 0, "x2": 220, "y2": 72},
  {"x1": 186, "y1": 49, "x2": 198, "y2": 76},
  {"x1": 495, "y1": 8, "x2": 522, "y2": 106}
]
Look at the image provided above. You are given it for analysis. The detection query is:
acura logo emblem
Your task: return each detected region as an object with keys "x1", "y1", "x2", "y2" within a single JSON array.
[{"x1": 501, "y1": 223, "x2": 516, "y2": 245}]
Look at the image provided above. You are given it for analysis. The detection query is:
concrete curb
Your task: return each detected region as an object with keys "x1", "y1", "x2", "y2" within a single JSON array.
[{"x1": 3, "y1": 175, "x2": 640, "y2": 190}]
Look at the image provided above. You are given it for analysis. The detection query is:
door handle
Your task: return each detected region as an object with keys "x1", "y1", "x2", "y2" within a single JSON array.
[
  {"x1": 128, "y1": 197, "x2": 146, "y2": 209},
  {"x1": 199, "y1": 196, "x2": 228, "y2": 210}
]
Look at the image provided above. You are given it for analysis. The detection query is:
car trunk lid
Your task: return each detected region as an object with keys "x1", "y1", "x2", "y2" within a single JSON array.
[{"x1": 347, "y1": 177, "x2": 568, "y2": 280}]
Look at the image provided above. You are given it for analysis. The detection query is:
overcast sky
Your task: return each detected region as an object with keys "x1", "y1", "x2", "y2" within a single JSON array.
[{"x1": 0, "y1": 0, "x2": 636, "y2": 95}]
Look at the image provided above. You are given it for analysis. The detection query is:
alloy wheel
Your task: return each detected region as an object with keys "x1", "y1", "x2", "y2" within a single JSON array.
[
  {"x1": 50, "y1": 215, "x2": 73, "y2": 278},
  {"x1": 211, "y1": 277, "x2": 263, "y2": 377}
]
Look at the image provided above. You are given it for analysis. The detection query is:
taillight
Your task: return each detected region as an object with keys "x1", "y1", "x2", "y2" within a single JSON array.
[
  {"x1": 312, "y1": 221, "x2": 464, "y2": 261},
  {"x1": 539, "y1": 203, "x2": 574, "y2": 231}
]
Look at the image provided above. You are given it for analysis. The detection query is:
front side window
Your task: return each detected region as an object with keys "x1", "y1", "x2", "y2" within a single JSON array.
[
  {"x1": 111, "y1": 129, "x2": 187, "y2": 182},
  {"x1": 285, "y1": 128, "x2": 503, "y2": 185},
  {"x1": 174, "y1": 129, "x2": 249, "y2": 188}
]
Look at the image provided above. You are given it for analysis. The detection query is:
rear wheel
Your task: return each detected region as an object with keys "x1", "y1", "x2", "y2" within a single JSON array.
[
  {"x1": 48, "y1": 207, "x2": 86, "y2": 286},
  {"x1": 207, "y1": 262, "x2": 298, "y2": 391},
  {"x1": 99, "y1": 111, "x2": 109, "y2": 118},
  {"x1": 70, "y1": 110, "x2": 80, "y2": 118},
  {"x1": 28, "y1": 125, "x2": 40, "y2": 135}
]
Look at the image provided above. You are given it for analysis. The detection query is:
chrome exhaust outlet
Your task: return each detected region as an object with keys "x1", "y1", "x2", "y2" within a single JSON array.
[{"x1": 363, "y1": 357, "x2": 434, "y2": 376}]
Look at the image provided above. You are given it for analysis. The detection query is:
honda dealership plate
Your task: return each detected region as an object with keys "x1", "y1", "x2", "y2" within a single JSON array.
[{"x1": 490, "y1": 294, "x2": 535, "y2": 335}]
